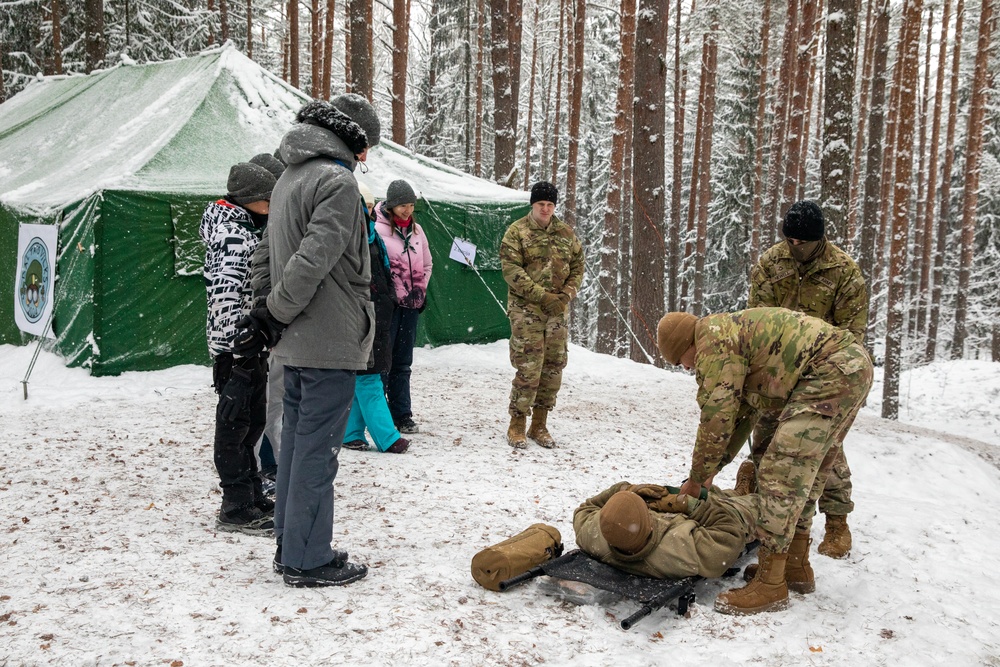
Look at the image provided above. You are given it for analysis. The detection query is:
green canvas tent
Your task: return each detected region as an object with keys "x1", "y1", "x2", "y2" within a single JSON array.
[{"x1": 0, "y1": 46, "x2": 528, "y2": 375}]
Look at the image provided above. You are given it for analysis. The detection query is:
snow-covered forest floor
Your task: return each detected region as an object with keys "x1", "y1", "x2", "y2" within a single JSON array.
[{"x1": 1, "y1": 341, "x2": 998, "y2": 666}]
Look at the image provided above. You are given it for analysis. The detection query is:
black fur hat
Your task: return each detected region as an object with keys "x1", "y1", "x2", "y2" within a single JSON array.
[
  {"x1": 782, "y1": 200, "x2": 825, "y2": 242},
  {"x1": 295, "y1": 100, "x2": 369, "y2": 156}
]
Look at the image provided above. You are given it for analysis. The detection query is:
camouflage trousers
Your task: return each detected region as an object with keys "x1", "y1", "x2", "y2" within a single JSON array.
[
  {"x1": 754, "y1": 342, "x2": 873, "y2": 553},
  {"x1": 751, "y1": 411, "x2": 854, "y2": 516},
  {"x1": 507, "y1": 306, "x2": 569, "y2": 417}
]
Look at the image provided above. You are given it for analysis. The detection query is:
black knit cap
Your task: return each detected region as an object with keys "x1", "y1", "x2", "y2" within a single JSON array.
[
  {"x1": 385, "y1": 180, "x2": 417, "y2": 209},
  {"x1": 782, "y1": 200, "x2": 825, "y2": 242},
  {"x1": 227, "y1": 162, "x2": 276, "y2": 206},
  {"x1": 296, "y1": 100, "x2": 369, "y2": 156},
  {"x1": 530, "y1": 181, "x2": 559, "y2": 205}
]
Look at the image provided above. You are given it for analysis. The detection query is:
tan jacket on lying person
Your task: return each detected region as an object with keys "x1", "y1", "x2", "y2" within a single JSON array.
[{"x1": 573, "y1": 482, "x2": 758, "y2": 579}]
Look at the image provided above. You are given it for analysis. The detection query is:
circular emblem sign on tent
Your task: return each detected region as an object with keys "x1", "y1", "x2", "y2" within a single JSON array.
[{"x1": 18, "y1": 237, "x2": 50, "y2": 324}]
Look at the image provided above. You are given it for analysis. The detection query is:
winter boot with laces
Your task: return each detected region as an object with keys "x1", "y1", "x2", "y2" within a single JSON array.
[
  {"x1": 715, "y1": 547, "x2": 789, "y2": 615},
  {"x1": 744, "y1": 532, "x2": 814, "y2": 593},
  {"x1": 507, "y1": 414, "x2": 527, "y2": 449},
  {"x1": 733, "y1": 459, "x2": 757, "y2": 496},
  {"x1": 527, "y1": 408, "x2": 556, "y2": 448},
  {"x1": 818, "y1": 514, "x2": 852, "y2": 559}
]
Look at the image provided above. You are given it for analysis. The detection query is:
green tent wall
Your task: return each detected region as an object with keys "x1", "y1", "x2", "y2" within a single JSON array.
[{"x1": 0, "y1": 47, "x2": 529, "y2": 375}]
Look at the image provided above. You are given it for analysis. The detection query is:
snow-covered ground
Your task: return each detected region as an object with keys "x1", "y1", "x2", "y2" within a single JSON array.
[{"x1": 1, "y1": 341, "x2": 998, "y2": 666}]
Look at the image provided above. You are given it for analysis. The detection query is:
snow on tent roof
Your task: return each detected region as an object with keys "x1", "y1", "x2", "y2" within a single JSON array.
[{"x1": 0, "y1": 44, "x2": 527, "y2": 213}]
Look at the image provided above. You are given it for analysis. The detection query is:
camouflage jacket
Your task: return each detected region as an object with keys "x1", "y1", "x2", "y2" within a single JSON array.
[
  {"x1": 499, "y1": 214, "x2": 584, "y2": 313},
  {"x1": 573, "y1": 482, "x2": 755, "y2": 579},
  {"x1": 689, "y1": 308, "x2": 856, "y2": 483},
  {"x1": 749, "y1": 240, "x2": 868, "y2": 342}
]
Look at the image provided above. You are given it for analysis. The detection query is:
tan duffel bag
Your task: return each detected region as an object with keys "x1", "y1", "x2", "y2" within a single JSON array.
[{"x1": 471, "y1": 523, "x2": 564, "y2": 591}]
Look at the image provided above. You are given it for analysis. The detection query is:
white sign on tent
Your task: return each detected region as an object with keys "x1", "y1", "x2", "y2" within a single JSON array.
[{"x1": 14, "y1": 223, "x2": 58, "y2": 339}]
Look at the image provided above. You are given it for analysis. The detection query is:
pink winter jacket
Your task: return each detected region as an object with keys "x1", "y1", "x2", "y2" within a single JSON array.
[{"x1": 375, "y1": 202, "x2": 433, "y2": 309}]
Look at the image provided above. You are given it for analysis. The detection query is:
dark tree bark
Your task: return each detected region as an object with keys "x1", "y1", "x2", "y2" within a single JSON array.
[
  {"x1": 668, "y1": 0, "x2": 688, "y2": 311},
  {"x1": 85, "y1": 0, "x2": 105, "y2": 73},
  {"x1": 490, "y1": 0, "x2": 522, "y2": 183},
  {"x1": 350, "y1": 0, "x2": 373, "y2": 99},
  {"x1": 550, "y1": 0, "x2": 567, "y2": 183},
  {"x1": 952, "y1": 0, "x2": 996, "y2": 357},
  {"x1": 681, "y1": 35, "x2": 709, "y2": 308},
  {"x1": 208, "y1": 0, "x2": 216, "y2": 46},
  {"x1": 51, "y1": 0, "x2": 63, "y2": 74},
  {"x1": 908, "y1": 7, "x2": 934, "y2": 342},
  {"x1": 927, "y1": 0, "x2": 966, "y2": 361},
  {"x1": 289, "y1": 0, "x2": 299, "y2": 87},
  {"x1": 882, "y1": 0, "x2": 923, "y2": 421},
  {"x1": 524, "y1": 0, "x2": 541, "y2": 188},
  {"x1": 247, "y1": 0, "x2": 254, "y2": 58},
  {"x1": 821, "y1": 0, "x2": 857, "y2": 246},
  {"x1": 847, "y1": 0, "x2": 877, "y2": 250},
  {"x1": 750, "y1": 0, "x2": 772, "y2": 268},
  {"x1": 322, "y1": 0, "x2": 335, "y2": 98},
  {"x1": 859, "y1": 0, "x2": 890, "y2": 351},
  {"x1": 630, "y1": 0, "x2": 668, "y2": 364},
  {"x1": 596, "y1": 0, "x2": 635, "y2": 355},
  {"x1": 693, "y1": 20, "x2": 719, "y2": 317},
  {"x1": 783, "y1": 0, "x2": 818, "y2": 210},
  {"x1": 763, "y1": 0, "x2": 801, "y2": 245},
  {"x1": 392, "y1": 0, "x2": 410, "y2": 144},
  {"x1": 311, "y1": 0, "x2": 321, "y2": 95},
  {"x1": 344, "y1": 0, "x2": 351, "y2": 91},
  {"x1": 563, "y1": 0, "x2": 586, "y2": 226},
  {"x1": 474, "y1": 0, "x2": 485, "y2": 176},
  {"x1": 916, "y1": 0, "x2": 952, "y2": 345},
  {"x1": 221, "y1": 0, "x2": 229, "y2": 42}
]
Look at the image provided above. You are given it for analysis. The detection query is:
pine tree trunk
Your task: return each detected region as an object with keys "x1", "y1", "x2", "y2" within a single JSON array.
[
  {"x1": 783, "y1": 0, "x2": 817, "y2": 211},
  {"x1": 993, "y1": 322, "x2": 1000, "y2": 361},
  {"x1": 882, "y1": 0, "x2": 923, "y2": 421},
  {"x1": 248, "y1": 0, "x2": 254, "y2": 58},
  {"x1": 847, "y1": 0, "x2": 877, "y2": 250},
  {"x1": 474, "y1": 0, "x2": 484, "y2": 177},
  {"x1": 350, "y1": 0, "x2": 373, "y2": 99},
  {"x1": 681, "y1": 36, "x2": 709, "y2": 308},
  {"x1": 523, "y1": 1, "x2": 540, "y2": 188},
  {"x1": 631, "y1": 0, "x2": 668, "y2": 364},
  {"x1": 763, "y1": 0, "x2": 801, "y2": 245},
  {"x1": 51, "y1": 0, "x2": 63, "y2": 74},
  {"x1": 927, "y1": 0, "x2": 965, "y2": 361},
  {"x1": 85, "y1": 0, "x2": 105, "y2": 73},
  {"x1": 425, "y1": 0, "x2": 440, "y2": 150},
  {"x1": 392, "y1": 0, "x2": 409, "y2": 144},
  {"x1": 798, "y1": 21, "x2": 822, "y2": 198},
  {"x1": 916, "y1": 0, "x2": 952, "y2": 347},
  {"x1": 208, "y1": 0, "x2": 216, "y2": 46},
  {"x1": 322, "y1": 0, "x2": 335, "y2": 98},
  {"x1": 619, "y1": 52, "x2": 635, "y2": 356},
  {"x1": 344, "y1": 0, "x2": 351, "y2": 91},
  {"x1": 551, "y1": 0, "x2": 567, "y2": 183},
  {"x1": 693, "y1": 20, "x2": 719, "y2": 317},
  {"x1": 859, "y1": 0, "x2": 890, "y2": 350},
  {"x1": 821, "y1": 0, "x2": 857, "y2": 246},
  {"x1": 563, "y1": 0, "x2": 586, "y2": 226},
  {"x1": 951, "y1": 0, "x2": 995, "y2": 358},
  {"x1": 490, "y1": 0, "x2": 519, "y2": 183},
  {"x1": 509, "y1": 0, "x2": 523, "y2": 132},
  {"x1": 596, "y1": 0, "x2": 636, "y2": 354},
  {"x1": 221, "y1": 0, "x2": 229, "y2": 42},
  {"x1": 311, "y1": 0, "x2": 321, "y2": 95},
  {"x1": 668, "y1": 0, "x2": 688, "y2": 311},
  {"x1": 750, "y1": 0, "x2": 772, "y2": 268},
  {"x1": 289, "y1": 0, "x2": 300, "y2": 87},
  {"x1": 0, "y1": 39, "x2": 6, "y2": 102},
  {"x1": 908, "y1": 8, "x2": 934, "y2": 343}
]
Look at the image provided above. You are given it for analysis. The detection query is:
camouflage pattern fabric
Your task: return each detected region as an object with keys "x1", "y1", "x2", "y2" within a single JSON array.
[
  {"x1": 500, "y1": 214, "x2": 584, "y2": 417},
  {"x1": 749, "y1": 239, "x2": 868, "y2": 517},
  {"x1": 755, "y1": 341, "x2": 872, "y2": 550},
  {"x1": 749, "y1": 240, "x2": 868, "y2": 342},
  {"x1": 507, "y1": 304, "x2": 569, "y2": 416}
]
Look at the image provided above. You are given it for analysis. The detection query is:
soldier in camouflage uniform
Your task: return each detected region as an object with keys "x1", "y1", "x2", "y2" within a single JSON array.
[
  {"x1": 657, "y1": 307, "x2": 873, "y2": 615},
  {"x1": 748, "y1": 200, "x2": 868, "y2": 559},
  {"x1": 500, "y1": 181, "x2": 584, "y2": 449}
]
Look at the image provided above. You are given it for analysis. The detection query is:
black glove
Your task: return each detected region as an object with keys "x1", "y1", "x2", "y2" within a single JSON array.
[
  {"x1": 218, "y1": 365, "x2": 254, "y2": 422},
  {"x1": 232, "y1": 307, "x2": 287, "y2": 357}
]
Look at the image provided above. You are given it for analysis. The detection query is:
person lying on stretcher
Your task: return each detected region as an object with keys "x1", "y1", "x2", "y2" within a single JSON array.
[{"x1": 573, "y1": 482, "x2": 757, "y2": 580}]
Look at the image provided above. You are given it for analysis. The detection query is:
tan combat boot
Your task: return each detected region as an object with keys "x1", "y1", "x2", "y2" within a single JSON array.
[
  {"x1": 507, "y1": 414, "x2": 527, "y2": 449},
  {"x1": 527, "y1": 408, "x2": 556, "y2": 448},
  {"x1": 733, "y1": 459, "x2": 757, "y2": 496},
  {"x1": 818, "y1": 514, "x2": 852, "y2": 559},
  {"x1": 715, "y1": 547, "x2": 789, "y2": 615},
  {"x1": 743, "y1": 532, "x2": 815, "y2": 593}
]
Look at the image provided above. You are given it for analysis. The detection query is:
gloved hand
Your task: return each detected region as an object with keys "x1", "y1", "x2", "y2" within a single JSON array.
[
  {"x1": 629, "y1": 484, "x2": 668, "y2": 501},
  {"x1": 218, "y1": 365, "x2": 254, "y2": 421},
  {"x1": 232, "y1": 307, "x2": 287, "y2": 357},
  {"x1": 556, "y1": 291, "x2": 572, "y2": 307},
  {"x1": 646, "y1": 494, "x2": 692, "y2": 514},
  {"x1": 540, "y1": 292, "x2": 566, "y2": 316}
]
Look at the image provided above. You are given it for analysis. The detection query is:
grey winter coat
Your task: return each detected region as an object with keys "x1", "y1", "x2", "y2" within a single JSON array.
[{"x1": 256, "y1": 122, "x2": 375, "y2": 370}]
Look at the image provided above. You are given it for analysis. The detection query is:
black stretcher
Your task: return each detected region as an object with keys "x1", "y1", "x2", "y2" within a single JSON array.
[{"x1": 498, "y1": 542, "x2": 759, "y2": 630}]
